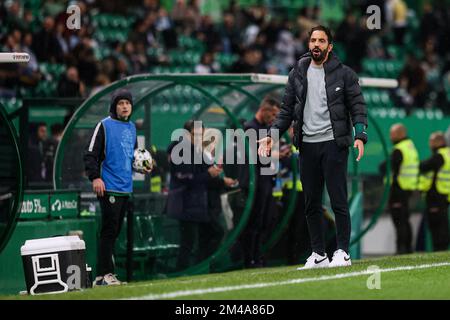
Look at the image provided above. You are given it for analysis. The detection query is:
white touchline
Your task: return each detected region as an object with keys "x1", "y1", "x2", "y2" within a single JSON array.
[{"x1": 125, "y1": 262, "x2": 450, "y2": 300}]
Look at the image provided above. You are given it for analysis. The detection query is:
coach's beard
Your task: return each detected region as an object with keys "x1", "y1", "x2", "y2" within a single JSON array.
[{"x1": 310, "y1": 47, "x2": 327, "y2": 63}]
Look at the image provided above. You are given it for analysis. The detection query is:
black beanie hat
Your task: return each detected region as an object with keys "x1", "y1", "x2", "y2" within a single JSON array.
[{"x1": 110, "y1": 88, "x2": 133, "y2": 119}]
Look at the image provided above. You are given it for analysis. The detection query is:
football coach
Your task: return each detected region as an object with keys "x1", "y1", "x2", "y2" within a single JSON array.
[{"x1": 258, "y1": 25, "x2": 368, "y2": 269}]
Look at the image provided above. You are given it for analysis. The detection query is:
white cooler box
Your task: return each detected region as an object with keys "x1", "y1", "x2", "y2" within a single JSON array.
[{"x1": 21, "y1": 236, "x2": 90, "y2": 295}]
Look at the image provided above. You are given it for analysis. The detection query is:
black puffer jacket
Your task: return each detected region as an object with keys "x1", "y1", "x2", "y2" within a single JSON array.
[{"x1": 270, "y1": 51, "x2": 368, "y2": 149}]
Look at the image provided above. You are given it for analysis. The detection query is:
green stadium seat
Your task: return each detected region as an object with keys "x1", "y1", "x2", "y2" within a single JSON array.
[
  {"x1": 95, "y1": 47, "x2": 111, "y2": 59},
  {"x1": 376, "y1": 60, "x2": 387, "y2": 78},
  {"x1": 0, "y1": 98, "x2": 22, "y2": 113},
  {"x1": 362, "y1": 59, "x2": 377, "y2": 77},
  {"x1": 363, "y1": 91, "x2": 371, "y2": 106},
  {"x1": 93, "y1": 30, "x2": 106, "y2": 42},
  {"x1": 147, "y1": 47, "x2": 164, "y2": 59},
  {"x1": 371, "y1": 91, "x2": 381, "y2": 106},
  {"x1": 387, "y1": 45, "x2": 404, "y2": 60},
  {"x1": 98, "y1": 15, "x2": 109, "y2": 28},
  {"x1": 380, "y1": 91, "x2": 391, "y2": 105},
  {"x1": 216, "y1": 53, "x2": 238, "y2": 69},
  {"x1": 177, "y1": 35, "x2": 205, "y2": 51}
]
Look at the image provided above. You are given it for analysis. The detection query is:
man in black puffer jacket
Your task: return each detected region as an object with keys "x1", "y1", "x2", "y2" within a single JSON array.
[{"x1": 259, "y1": 25, "x2": 368, "y2": 269}]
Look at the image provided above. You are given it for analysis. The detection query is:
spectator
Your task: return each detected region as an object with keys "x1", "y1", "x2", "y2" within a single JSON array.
[
  {"x1": 421, "y1": 54, "x2": 441, "y2": 93},
  {"x1": 171, "y1": 0, "x2": 190, "y2": 28},
  {"x1": 157, "y1": 8, "x2": 178, "y2": 49},
  {"x1": 114, "y1": 57, "x2": 130, "y2": 80},
  {"x1": 0, "y1": 33, "x2": 20, "y2": 97},
  {"x1": 195, "y1": 52, "x2": 218, "y2": 74},
  {"x1": 386, "y1": 0, "x2": 408, "y2": 44},
  {"x1": 172, "y1": 0, "x2": 201, "y2": 33},
  {"x1": 197, "y1": 15, "x2": 221, "y2": 52},
  {"x1": 398, "y1": 54, "x2": 427, "y2": 109},
  {"x1": 90, "y1": 73, "x2": 112, "y2": 97},
  {"x1": 76, "y1": 46, "x2": 99, "y2": 87},
  {"x1": 57, "y1": 66, "x2": 85, "y2": 97},
  {"x1": 32, "y1": 16, "x2": 63, "y2": 63},
  {"x1": 335, "y1": 13, "x2": 368, "y2": 72},
  {"x1": 143, "y1": 0, "x2": 161, "y2": 15},
  {"x1": 27, "y1": 122, "x2": 48, "y2": 184},
  {"x1": 420, "y1": 3, "x2": 439, "y2": 46},
  {"x1": 55, "y1": 22, "x2": 70, "y2": 56},
  {"x1": 19, "y1": 32, "x2": 41, "y2": 87},
  {"x1": 43, "y1": 123, "x2": 65, "y2": 182},
  {"x1": 3, "y1": 0, "x2": 24, "y2": 31},
  {"x1": 275, "y1": 30, "x2": 296, "y2": 73},
  {"x1": 219, "y1": 12, "x2": 240, "y2": 54},
  {"x1": 230, "y1": 46, "x2": 265, "y2": 73},
  {"x1": 124, "y1": 41, "x2": 148, "y2": 75},
  {"x1": 21, "y1": 32, "x2": 39, "y2": 73},
  {"x1": 297, "y1": 6, "x2": 320, "y2": 32}
]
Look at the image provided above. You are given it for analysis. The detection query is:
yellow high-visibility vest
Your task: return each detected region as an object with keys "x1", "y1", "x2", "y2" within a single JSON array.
[
  {"x1": 273, "y1": 190, "x2": 283, "y2": 198},
  {"x1": 283, "y1": 178, "x2": 303, "y2": 192},
  {"x1": 284, "y1": 146, "x2": 303, "y2": 192},
  {"x1": 436, "y1": 147, "x2": 450, "y2": 195},
  {"x1": 418, "y1": 172, "x2": 433, "y2": 192},
  {"x1": 150, "y1": 175, "x2": 162, "y2": 193},
  {"x1": 418, "y1": 147, "x2": 450, "y2": 195},
  {"x1": 393, "y1": 139, "x2": 419, "y2": 191}
]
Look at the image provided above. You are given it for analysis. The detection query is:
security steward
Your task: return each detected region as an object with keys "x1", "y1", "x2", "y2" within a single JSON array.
[
  {"x1": 418, "y1": 131, "x2": 450, "y2": 251},
  {"x1": 380, "y1": 123, "x2": 419, "y2": 254}
]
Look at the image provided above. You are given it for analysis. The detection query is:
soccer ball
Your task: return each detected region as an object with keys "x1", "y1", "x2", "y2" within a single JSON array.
[{"x1": 133, "y1": 148, "x2": 153, "y2": 173}]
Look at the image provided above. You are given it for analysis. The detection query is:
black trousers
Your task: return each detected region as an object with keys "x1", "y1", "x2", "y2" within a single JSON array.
[
  {"x1": 299, "y1": 140, "x2": 351, "y2": 254},
  {"x1": 98, "y1": 195, "x2": 129, "y2": 276},
  {"x1": 425, "y1": 199, "x2": 450, "y2": 252},
  {"x1": 242, "y1": 179, "x2": 273, "y2": 267},
  {"x1": 176, "y1": 218, "x2": 224, "y2": 270},
  {"x1": 389, "y1": 188, "x2": 412, "y2": 254},
  {"x1": 282, "y1": 189, "x2": 309, "y2": 265}
]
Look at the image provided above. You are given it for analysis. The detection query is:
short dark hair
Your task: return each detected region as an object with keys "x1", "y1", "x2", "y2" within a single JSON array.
[
  {"x1": 260, "y1": 95, "x2": 281, "y2": 110},
  {"x1": 308, "y1": 25, "x2": 333, "y2": 44},
  {"x1": 183, "y1": 120, "x2": 204, "y2": 133}
]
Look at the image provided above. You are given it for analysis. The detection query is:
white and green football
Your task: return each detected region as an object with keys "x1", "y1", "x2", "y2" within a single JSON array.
[{"x1": 133, "y1": 148, "x2": 153, "y2": 173}]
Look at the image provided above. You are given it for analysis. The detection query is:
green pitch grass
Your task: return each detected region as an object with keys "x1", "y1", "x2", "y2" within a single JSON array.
[{"x1": 3, "y1": 251, "x2": 450, "y2": 300}]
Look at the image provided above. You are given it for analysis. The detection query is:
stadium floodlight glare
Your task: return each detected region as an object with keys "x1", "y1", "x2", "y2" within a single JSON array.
[{"x1": 0, "y1": 52, "x2": 30, "y2": 63}]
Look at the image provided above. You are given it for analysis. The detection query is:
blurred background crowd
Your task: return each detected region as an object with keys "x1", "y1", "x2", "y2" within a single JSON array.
[{"x1": 0, "y1": 0, "x2": 449, "y2": 114}]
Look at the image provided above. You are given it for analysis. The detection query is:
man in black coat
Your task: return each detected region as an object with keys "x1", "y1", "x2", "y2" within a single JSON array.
[
  {"x1": 259, "y1": 25, "x2": 368, "y2": 269},
  {"x1": 167, "y1": 120, "x2": 222, "y2": 270},
  {"x1": 238, "y1": 96, "x2": 281, "y2": 268}
]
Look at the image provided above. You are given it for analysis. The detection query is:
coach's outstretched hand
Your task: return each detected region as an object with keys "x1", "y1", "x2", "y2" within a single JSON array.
[
  {"x1": 257, "y1": 137, "x2": 273, "y2": 157},
  {"x1": 354, "y1": 139, "x2": 365, "y2": 162},
  {"x1": 93, "y1": 178, "x2": 106, "y2": 197}
]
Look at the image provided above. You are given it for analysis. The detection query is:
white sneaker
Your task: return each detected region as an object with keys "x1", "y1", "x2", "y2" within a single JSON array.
[
  {"x1": 297, "y1": 252, "x2": 329, "y2": 270},
  {"x1": 329, "y1": 249, "x2": 352, "y2": 268},
  {"x1": 101, "y1": 273, "x2": 122, "y2": 286},
  {"x1": 93, "y1": 276, "x2": 103, "y2": 287}
]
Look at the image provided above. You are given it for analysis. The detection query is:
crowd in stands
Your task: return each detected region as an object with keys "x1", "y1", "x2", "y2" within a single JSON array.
[{"x1": 0, "y1": 0, "x2": 449, "y2": 113}]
